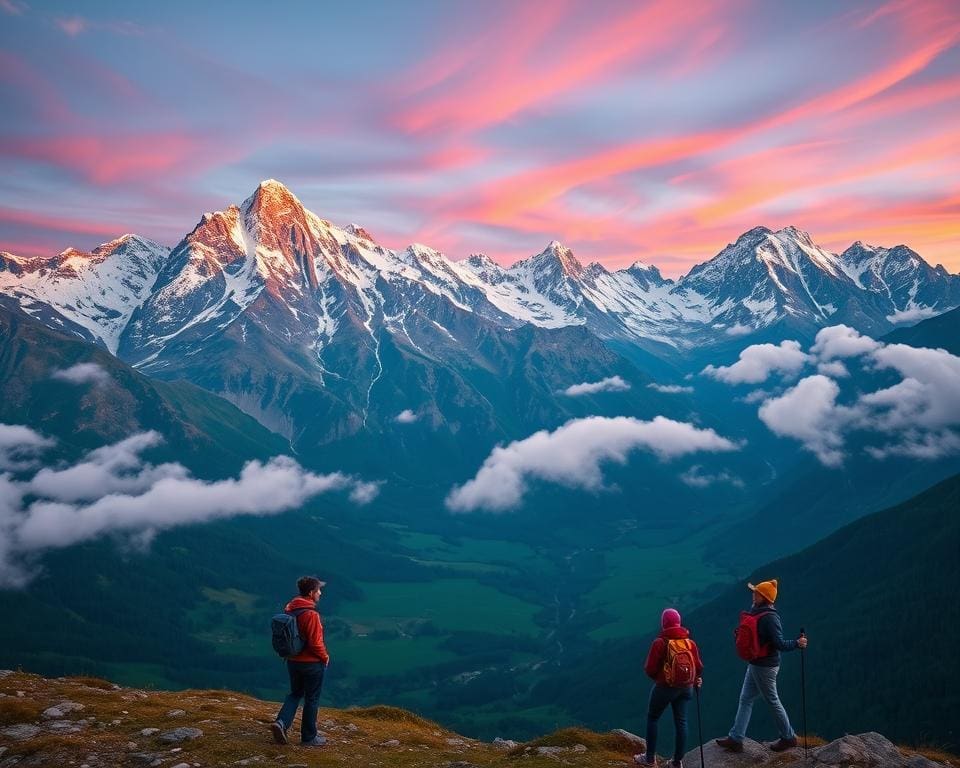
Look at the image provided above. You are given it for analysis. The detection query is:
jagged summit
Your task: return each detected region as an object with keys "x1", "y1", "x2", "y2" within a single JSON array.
[{"x1": 2, "y1": 180, "x2": 958, "y2": 361}]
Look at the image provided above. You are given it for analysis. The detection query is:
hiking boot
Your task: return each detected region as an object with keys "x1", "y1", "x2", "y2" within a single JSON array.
[
  {"x1": 269, "y1": 720, "x2": 288, "y2": 745},
  {"x1": 769, "y1": 736, "x2": 798, "y2": 752},
  {"x1": 715, "y1": 737, "x2": 744, "y2": 753},
  {"x1": 301, "y1": 735, "x2": 327, "y2": 747}
]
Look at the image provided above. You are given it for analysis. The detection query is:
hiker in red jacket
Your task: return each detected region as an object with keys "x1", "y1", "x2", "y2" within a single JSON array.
[
  {"x1": 636, "y1": 608, "x2": 704, "y2": 767},
  {"x1": 270, "y1": 576, "x2": 331, "y2": 747}
]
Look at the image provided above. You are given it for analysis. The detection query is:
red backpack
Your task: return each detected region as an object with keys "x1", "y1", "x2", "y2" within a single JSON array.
[
  {"x1": 663, "y1": 638, "x2": 697, "y2": 687},
  {"x1": 734, "y1": 610, "x2": 771, "y2": 661}
]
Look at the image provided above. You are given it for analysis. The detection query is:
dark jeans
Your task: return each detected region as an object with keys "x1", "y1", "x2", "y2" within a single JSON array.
[
  {"x1": 645, "y1": 683, "x2": 692, "y2": 763},
  {"x1": 275, "y1": 661, "x2": 325, "y2": 742}
]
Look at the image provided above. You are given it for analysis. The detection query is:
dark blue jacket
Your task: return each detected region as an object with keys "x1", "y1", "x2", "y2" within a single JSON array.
[{"x1": 749, "y1": 603, "x2": 799, "y2": 667}]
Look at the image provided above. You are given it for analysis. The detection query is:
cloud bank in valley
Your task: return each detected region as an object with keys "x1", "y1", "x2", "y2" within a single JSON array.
[
  {"x1": 51, "y1": 362, "x2": 111, "y2": 385},
  {"x1": 648, "y1": 383, "x2": 694, "y2": 394},
  {"x1": 561, "y1": 376, "x2": 631, "y2": 396},
  {"x1": 446, "y1": 415, "x2": 738, "y2": 513},
  {"x1": 702, "y1": 340, "x2": 810, "y2": 384},
  {"x1": 0, "y1": 428, "x2": 379, "y2": 588},
  {"x1": 713, "y1": 325, "x2": 960, "y2": 466}
]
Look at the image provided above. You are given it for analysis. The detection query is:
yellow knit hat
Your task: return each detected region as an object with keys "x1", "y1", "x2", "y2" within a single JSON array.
[{"x1": 748, "y1": 579, "x2": 778, "y2": 603}]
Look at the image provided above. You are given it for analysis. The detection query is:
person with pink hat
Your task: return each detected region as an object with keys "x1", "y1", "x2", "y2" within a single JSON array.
[{"x1": 635, "y1": 607, "x2": 704, "y2": 767}]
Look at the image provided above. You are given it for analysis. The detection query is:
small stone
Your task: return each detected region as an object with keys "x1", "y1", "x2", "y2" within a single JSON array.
[
  {"x1": 493, "y1": 737, "x2": 518, "y2": 750},
  {"x1": 446, "y1": 737, "x2": 466, "y2": 746},
  {"x1": 16, "y1": 690, "x2": 25, "y2": 697},
  {"x1": 378, "y1": 739, "x2": 401, "y2": 747},
  {"x1": 167, "y1": 709, "x2": 186, "y2": 717},
  {"x1": 235, "y1": 757, "x2": 265, "y2": 765},
  {"x1": 536, "y1": 746, "x2": 567, "y2": 755},
  {"x1": 43, "y1": 701, "x2": 85, "y2": 719},
  {"x1": 345, "y1": 723, "x2": 359, "y2": 732},
  {"x1": 172, "y1": 763, "x2": 191, "y2": 768},
  {"x1": 127, "y1": 742, "x2": 138, "y2": 750},
  {"x1": 171, "y1": 747, "x2": 183, "y2": 752},
  {"x1": 573, "y1": 743, "x2": 587, "y2": 752},
  {"x1": 140, "y1": 728, "x2": 160, "y2": 736},
  {"x1": 121, "y1": 710, "x2": 129, "y2": 714},
  {"x1": 0, "y1": 669, "x2": 15, "y2": 677},
  {"x1": 159, "y1": 727, "x2": 203, "y2": 743},
  {"x1": 1, "y1": 723, "x2": 42, "y2": 740}
]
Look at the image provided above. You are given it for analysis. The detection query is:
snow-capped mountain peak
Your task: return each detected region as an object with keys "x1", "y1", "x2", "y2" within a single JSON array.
[{"x1": 2, "y1": 180, "x2": 958, "y2": 365}]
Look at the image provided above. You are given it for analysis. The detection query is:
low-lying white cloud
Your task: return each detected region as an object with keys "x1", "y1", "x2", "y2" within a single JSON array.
[
  {"x1": 0, "y1": 428, "x2": 379, "y2": 588},
  {"x1": 810, "y1": 325, "x2": 881, "y2": 361},
  {"x1": 648, "y1": 383, "x2": 694, "y2": 394},
  {"x1": 759, "y1": 375, "x2": 849, "y2": 467},
  {"x1": 886, "y1": 307, "x2": 940, "y2": 324},
  {"x1": 702, "y1": 340, "x2": 810, "y2": 384},
  {"x1": 446, "y1": 416, "x2": 738, "y2": 513},
  {"x1": 394, "y1": 409, "x2": 419, "y2": 424},
  {"x1": 51, "y1": 362, "x2": 111, "y2": 386},
  {"x1": 0, "y1": 425, "x2": 55, "y2": 471},
  {"x1": 679, "y1": 465, "x2": 744, "y2": 488},
  {"x1": 561, "y1": 376, "x2": 631, "y2": 396},
  {"x1": 725, "y1": 323, "x2": 753, "y2": 337},
  {"x1": 737, "y1": 329, "x2": 960, "y2": 466}
]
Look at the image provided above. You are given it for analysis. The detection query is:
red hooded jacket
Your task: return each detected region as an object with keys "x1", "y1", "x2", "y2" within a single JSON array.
[
  {"x1": 644, "y1": 626, "x2": 704, "y2": 686},
  {"x1": 284, "y1": 596, "x2": 330, "y2": 664}
]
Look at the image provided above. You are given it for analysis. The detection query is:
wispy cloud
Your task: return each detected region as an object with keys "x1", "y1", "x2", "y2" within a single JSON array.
[
  {"x1": 561, "y1": 375, "x2": 631, "y2": 396},
  {"x1": 446, "y1": 415, "x2": 737, "y2": 513},
  {"x1": 648, "y1": 383, "x2": 694, "y2": 394},
  {"x1": 702, "y1": 340, "x2": 810, "y2": 385},
  {"x1": 394, "y1": 409, "x2": 419, "y2": 424},
  {"x1": 0, "y1": 429, "x2": 380, "y2": 588},
  {"x1": 51, "y1": 362, "x2": 110, "y2": 386}
]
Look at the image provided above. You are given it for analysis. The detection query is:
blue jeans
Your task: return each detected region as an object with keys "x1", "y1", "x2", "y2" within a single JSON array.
[
  {"x1": 644, "y1": 684, "x2": 692, "y2": 763},
  {"x1": 729, "y1": 665, "x2": 795, "y2": 741},
  {"x1": 276, "y1": 661, "x2": 325, "y2": 742}
]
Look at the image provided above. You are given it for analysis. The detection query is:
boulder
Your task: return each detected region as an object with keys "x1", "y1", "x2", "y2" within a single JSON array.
[
  {"x1": 158, "y1": 727, "x2": 203, "y2": 743},
  {"x1": 682, "y1": 738, "x2": 770, "y2": 767},
  {"x1": 0, "y1": 723, "x2": 42, "y2": 741}
]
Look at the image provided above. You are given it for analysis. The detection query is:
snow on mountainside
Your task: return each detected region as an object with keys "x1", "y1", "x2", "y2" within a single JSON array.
[
  {"x1": 1, "y1": 181, "x2": 958, "y2": 362},
  {"x1": 0, "y1": 234, "x2": 169, "y2": 352}
]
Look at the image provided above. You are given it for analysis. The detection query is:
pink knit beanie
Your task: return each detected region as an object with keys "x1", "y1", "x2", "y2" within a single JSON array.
[{"x1": 661, "y1": 608, "x2": 681, "y2": 629}]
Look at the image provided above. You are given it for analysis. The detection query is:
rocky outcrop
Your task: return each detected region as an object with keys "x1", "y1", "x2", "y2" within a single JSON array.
[{"x1": 681, "y1": 731, "x2": 952, "y2": 767}]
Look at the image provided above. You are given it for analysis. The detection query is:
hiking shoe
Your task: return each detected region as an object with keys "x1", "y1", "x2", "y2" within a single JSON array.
[
  {"x1": 715, "y1": 737, "x2": 744, "y2": 753},
  {"x1": 270, "y1": 720, "x2": 288, "y2": 744},
  {"x1": 301, "y1": 735, "x2": 327, "y2": 747},
  {"x1": 632, "y1": 756, "x2": 656, "y2": 766},
  {"x1": 769, "y1": 736, "x2": 798, "y2": 752}
]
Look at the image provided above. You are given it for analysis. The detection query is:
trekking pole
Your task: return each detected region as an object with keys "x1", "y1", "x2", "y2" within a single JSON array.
[
  {"x1": 695, "y1": 684, "x2": 705, "y2": 768},
  {"x1": 799, "y1": 627, "x2": 808, "y2": 760}
]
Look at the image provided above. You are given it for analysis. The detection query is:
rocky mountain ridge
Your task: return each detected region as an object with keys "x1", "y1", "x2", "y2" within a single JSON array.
[
  {"x1": 0, "y1": 670, "x2": 954, "y2": 768},
  {"x1": 2, "y1": 181, "x2": 957, "y2": 363}
]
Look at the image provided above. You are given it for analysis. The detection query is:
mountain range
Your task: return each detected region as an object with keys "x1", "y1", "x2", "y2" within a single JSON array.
[
  {"x1": 2, "y1": 180, "x2": 957, "y2": 361},
  {"x1": 2, "y1": 180, "x2": 957, "y2": 469}
]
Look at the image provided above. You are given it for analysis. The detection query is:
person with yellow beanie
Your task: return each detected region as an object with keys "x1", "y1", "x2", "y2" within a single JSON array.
[{"x1": 715, "y1": 578, "x2": 808, "y2": 753}]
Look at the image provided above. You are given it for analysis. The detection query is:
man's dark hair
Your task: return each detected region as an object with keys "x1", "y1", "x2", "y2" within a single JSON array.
[{"x1": 297, "y1": 576, "x2": 322, "y2": 596}]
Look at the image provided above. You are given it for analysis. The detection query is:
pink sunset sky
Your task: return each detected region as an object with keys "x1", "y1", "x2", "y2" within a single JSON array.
[{"x1": 1, "y1": 0, "x2": 958, "y2": 277}]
